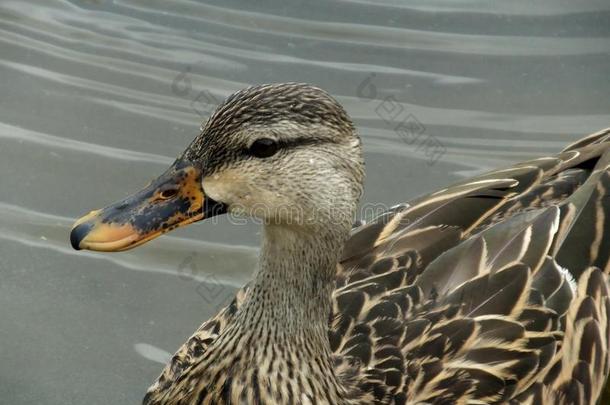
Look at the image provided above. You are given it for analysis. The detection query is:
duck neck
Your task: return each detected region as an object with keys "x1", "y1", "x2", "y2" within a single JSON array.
[
  {"x1": 237, "y1": 223, "x2": 348, "y2": 334},
  {"x1": 228, "y1": 223, "x2": 350, "y2": 399}
]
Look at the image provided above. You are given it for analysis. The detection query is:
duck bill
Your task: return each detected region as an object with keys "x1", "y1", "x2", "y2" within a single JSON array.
[{"x1": 70, "y1": 160, "x2": 226, "y2": 252}]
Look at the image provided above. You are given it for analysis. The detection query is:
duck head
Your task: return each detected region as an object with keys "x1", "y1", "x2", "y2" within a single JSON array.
[{"x1": 70, "y1": 83, "x2": 364, "y2": 252}]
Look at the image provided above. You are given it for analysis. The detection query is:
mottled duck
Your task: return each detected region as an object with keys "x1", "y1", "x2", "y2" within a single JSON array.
[{"x1": 71, "y1": 83, "x2": 610, "y2": 404}]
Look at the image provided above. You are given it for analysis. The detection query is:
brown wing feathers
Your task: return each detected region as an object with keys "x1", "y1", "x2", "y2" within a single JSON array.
[{"x1": 332, "y1": 131, "x2": 610, "y2": 403}]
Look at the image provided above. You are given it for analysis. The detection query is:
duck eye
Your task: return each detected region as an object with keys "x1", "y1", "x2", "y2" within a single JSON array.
[{"x1": 249, "y1": 138, "x2": 279, "y2": 158}]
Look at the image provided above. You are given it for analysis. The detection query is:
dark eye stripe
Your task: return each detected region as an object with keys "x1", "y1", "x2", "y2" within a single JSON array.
[
  {"x1": 241, "y1": 136, "x2": 329, "y2": 158},
  {"x1": 278, "y1": 136, "x2": 328, "y2": 149}
]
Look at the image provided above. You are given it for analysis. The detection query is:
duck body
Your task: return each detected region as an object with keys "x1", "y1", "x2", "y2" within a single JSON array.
[{"x1": 70, "y1": 84, "x2": 610, "y2": 405}]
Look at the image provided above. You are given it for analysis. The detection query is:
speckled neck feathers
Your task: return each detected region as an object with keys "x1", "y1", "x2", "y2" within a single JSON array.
[
  {"x1": 240, "y1": 224, "x2": 347, "y2": 331},
  {"x1": 169, "y1": 223, "x2": 355, "y2": 405}
]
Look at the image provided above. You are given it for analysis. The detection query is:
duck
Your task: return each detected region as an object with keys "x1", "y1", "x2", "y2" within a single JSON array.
[{"x1": 70, "y1": 83, "x2": 610, "y2": 404}]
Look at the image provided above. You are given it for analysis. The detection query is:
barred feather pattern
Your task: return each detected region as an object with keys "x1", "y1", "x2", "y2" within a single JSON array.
[{"x1": 145, "y1": 128, "x2": 610, "y2": 404}]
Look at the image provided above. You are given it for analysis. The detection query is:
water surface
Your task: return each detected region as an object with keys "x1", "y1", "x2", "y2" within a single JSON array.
[{"x1": 1, "y1": 1, "x2": 609, "y2": 403}]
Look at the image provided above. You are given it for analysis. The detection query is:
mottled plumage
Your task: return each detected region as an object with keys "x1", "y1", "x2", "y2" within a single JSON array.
[{"x1": 72, "y1": 84, "x2": 610, "y2": 404}]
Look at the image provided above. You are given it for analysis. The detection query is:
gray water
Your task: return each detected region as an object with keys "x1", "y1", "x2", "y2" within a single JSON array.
[{"x1": 1, "y1": 1, "x2": 609, "y2": 403}]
